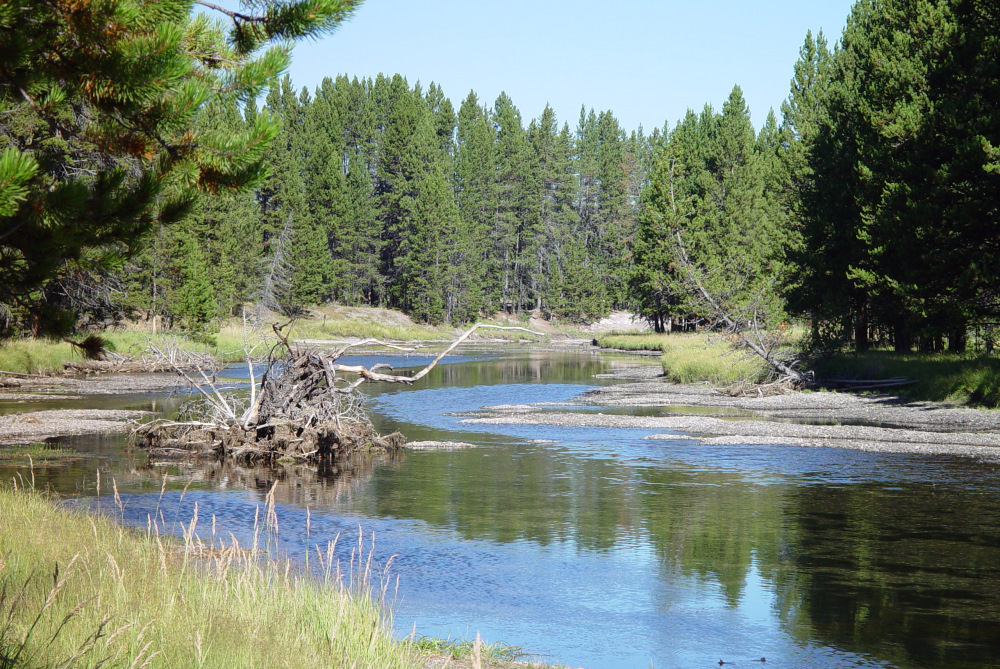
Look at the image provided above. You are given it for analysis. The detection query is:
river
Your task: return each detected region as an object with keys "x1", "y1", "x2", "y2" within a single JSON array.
[{"x1": 5, "y1": 348, "x2": 1000, "y2": 669}]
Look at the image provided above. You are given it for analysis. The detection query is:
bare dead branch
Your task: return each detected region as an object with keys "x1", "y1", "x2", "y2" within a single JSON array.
[
  {"x1": 673, "y1": 230, "x2": 808, "y2": 385},
  {"x1": 134, "y1": 322, "x2": 545, "y2": 463}
]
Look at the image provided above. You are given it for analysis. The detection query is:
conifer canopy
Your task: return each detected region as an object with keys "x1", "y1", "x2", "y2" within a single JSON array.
[{"x1": 0, "y1": 0, "x2": 360, "y2": 334}]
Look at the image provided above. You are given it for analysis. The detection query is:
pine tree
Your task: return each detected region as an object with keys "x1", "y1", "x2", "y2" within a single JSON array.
[
  {"x1": 630, "y1": 111, "x2": 703, "y2": 331},
  {"x1": 256, "y1": 77, "x2": 328, "y2": 312},
  {"x1": 791, "y1": 0, "x2": 998, "y2": 352},
  {"x1": 0, "y1": 0, "x2": 362, "y2": 335},
  {"x1": 593, "y1": 110, "x2": 631, "y2": 306},
  {"x1": 331, "y1": 75, "x2": 385, "y2": 305},
  {"x1": 452, "y1": 92, "x2": 495, "y2": 314},
  {"x1": 491, "y1": 93, "x2": 533, "y2": 313}
]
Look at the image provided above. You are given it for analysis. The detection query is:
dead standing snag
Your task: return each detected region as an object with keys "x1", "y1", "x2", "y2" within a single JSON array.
[
  {"x1": 672, "y1": 230, "x2": 810, "y2": 387},
  {"x1": 135, "y1": 323, "x2": 545, "y2": 463}
]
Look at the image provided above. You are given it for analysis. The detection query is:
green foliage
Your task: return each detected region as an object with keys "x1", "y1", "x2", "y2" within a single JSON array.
[
  {"x1": 595, "y1": 331, "x2": 767, "y2": 384},
  {"x1": 659, "y1": 333, "x2": 768, "y2": 385},
  {"x1": 0, "y1": 443, "x2": 79, "y2": 464},
  {"x1": 594, "y1": 331, "x2": 673, "y2": 352},
  {"x1": 814, "y1": 351, "x2": 1000, "y2": 407},
  {"x1": 411, "y1": 635, "x2": 524, "y2": 663},
  {"x1": 791, "y1": 0, "x2": 1000, "y2": 353},
  {"x1": 0, "y1": 0, "x2": 361, "y2": 336},
  {"x1": 632, "y1": 87, "x2": 792, "y2": 333}
]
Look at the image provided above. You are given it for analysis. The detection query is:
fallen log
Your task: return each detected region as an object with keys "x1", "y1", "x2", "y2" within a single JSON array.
[{"x1": 134, "y1": 322, "x2": 544, "y2": 464}]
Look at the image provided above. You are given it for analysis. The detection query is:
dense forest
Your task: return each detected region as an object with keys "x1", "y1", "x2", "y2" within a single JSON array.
[
  {"x1": 1, "y1": 0, "x2": 998, "y2": 354},
  {"x1": 124, "y1": 76, "x2": 653, "y2": 326}
]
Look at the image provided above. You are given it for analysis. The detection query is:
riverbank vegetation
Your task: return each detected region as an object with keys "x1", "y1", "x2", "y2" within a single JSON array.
[
  {"x1": 0, "y1": 486, "x2": 419, "y2": 669},
  {"x1": 596, "y1": 330, "x2": 1000, "y2": 407},
  {"x1": 0, "y1": 306, "x2": 563, "y2": 375},
  {"x1": 0, "y1": 443, "x2": 79, "y2": 464},
  {"x1": 814, "y1": 353, "x2": 1000, "y2": 408},
  {"x1": 596, "y1": 332, "x2": 767, "y2": 385},
  {"x1": 4, "y1": 0, "x2": 998, "y2": 394}
]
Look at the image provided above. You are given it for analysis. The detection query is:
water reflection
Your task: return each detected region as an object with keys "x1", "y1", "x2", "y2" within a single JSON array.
[{"x1": 13, "y1": 350, "x2": 1000, "y2": 669}]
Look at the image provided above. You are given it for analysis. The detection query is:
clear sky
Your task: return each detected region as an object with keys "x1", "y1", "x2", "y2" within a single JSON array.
[{"x1": 284, "y1": 0, "x2": 856, "y2": 133}]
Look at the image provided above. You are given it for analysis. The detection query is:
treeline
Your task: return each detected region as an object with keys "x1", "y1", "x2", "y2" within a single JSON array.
[
  {"x1": 5, "y1": 0, "x2": 997, "y2": 355},
  {"x1": 125, "y1": 74, "x2": 657, "y2": 327},
  {"x1": 633, "y1": 0, "x2": 999, "y2": 353},
  {"x1": 791, "y1": 0, "x2": 999, "y2": 353}
]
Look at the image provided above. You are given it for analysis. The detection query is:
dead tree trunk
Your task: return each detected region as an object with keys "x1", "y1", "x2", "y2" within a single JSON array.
[
  {"x1": 135, "y1": 322, "x2": 544, "y2": 463},
  {"x1": 673, "y1": 231, "x2": 809, "y2": 385}
]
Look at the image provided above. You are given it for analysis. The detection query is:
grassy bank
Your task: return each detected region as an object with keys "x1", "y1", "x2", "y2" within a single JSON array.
[
  {"x1": 595, "y1": 332, "x2": 765, "y2": 385},
  {"x1": 815, "y1": 351, "x2": 1000, "y2": 407},
  {"x1": 0, "y1": 486, "x2": 420, "y2": 669},
  {"x1": 0, "y1": 330, "x2": 236, "y2": 375},
  {"x1": 0, "y1": 308, "x2": 452, "y2": 375},
  {"x1": 596, "y1": 331, "x2": 1000, "y2": 407},
  {"x1": 0, "y1": 305, "x2": 570, "y2": 375},
  {"x1": 290, "y1": 306, "x2": 451, "y2": 342}
]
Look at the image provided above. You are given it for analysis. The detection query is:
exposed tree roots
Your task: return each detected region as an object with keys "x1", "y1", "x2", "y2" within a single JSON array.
[
  {"x1": 137, "y1": 416, "x2": 405, "y2": 465},
  {"x1": 133, "y1": 321, "x2": 542, "y2": 465}
]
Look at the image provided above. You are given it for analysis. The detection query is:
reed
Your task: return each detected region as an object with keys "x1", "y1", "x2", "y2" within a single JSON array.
[{"x1": 0, "y1": 483, "x2": 421, "y2": 669}]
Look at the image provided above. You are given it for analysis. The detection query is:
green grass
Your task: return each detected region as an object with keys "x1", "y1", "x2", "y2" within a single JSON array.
[
  {"x1": 412, "y1": 634, "x2": 523, "y2": 663},
  {"x1": 0, "y1": 443, "x2": 80, "y2": 464},
  {"x1": 290, "y1": 306, "x2": 451, "y2": 342},
  {"x1": 0, "y1": 485, "x2": 421, "y2": 669},
  {"x1": 0, "y1": 305, "x2": 570, "y2": 375},
  {"x1": 815, "y1": 351, "x2": 1000, "y2": 407},
  {"x1": 595, "y1": 331, "x2": 767, "y2": 385},
  {"x1": 0, "y1": 339, "x2": 77, "y2": 375},
  {"x1": 659, "y1": 334, "x2": 766, "y2": 385},
  {"x1": 594, "y1": 331, "x2": 673, "y2": 352}
]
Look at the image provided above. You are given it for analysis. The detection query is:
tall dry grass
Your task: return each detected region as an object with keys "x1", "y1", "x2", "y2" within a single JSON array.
[{"x1": 0, "y1": 481, "x2": 421, "y2": 669}]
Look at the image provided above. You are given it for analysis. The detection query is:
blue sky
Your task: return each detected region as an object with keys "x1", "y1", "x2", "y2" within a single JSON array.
[{"x1": 284, "y1": 0, "x2": 856, "y2": 133}]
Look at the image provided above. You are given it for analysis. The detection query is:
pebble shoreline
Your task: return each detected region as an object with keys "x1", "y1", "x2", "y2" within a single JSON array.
[{"x1": 459, "y1": 365, "x2": 1000, "y2": 462}]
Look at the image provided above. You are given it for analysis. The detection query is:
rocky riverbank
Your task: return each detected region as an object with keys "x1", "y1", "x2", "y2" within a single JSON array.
[{"x1": 457, "y1": 364, "x2": 1000, "y2": 461}]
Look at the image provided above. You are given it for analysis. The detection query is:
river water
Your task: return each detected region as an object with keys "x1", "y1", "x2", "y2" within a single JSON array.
[{"x1": 5, "y1": 349, "x2": 1000, "y2": 669}]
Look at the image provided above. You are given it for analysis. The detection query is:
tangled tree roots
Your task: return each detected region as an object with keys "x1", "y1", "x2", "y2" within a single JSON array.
[
  {"x1": 137, "y1": 416, "x2": 405, "y2": 464},
  {"x1": 134, "y1": 321, "x2": 542, "y2": 465}
]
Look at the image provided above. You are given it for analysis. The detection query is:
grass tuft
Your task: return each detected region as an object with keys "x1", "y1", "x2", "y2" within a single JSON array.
[
  {"x1": 412, "y1": 634, "x2": 524, "y2": 662},
  {"x1": 0, "y1": 485, "x2": 420, "y2": 669},
  {"x1": 0, "y1": 443, "x2": 80, "y2": 464},
  {"x1": 595, "y1": 332, "x2": 766, "y2": 385}
]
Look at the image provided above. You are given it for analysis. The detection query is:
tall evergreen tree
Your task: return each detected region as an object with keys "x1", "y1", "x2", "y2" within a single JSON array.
[
  {"x1": 452, "y1": 92, "x2": 495, "y2": 317},
  {"x1": 491, "y1": 92, "x2": 533, "y2": 312},
  {"x1": 0, "y1": 0, "x2": 361, "y2": 335},
  {"x1": 791, "y1": 0, "x2": 999, "y2": 352}
]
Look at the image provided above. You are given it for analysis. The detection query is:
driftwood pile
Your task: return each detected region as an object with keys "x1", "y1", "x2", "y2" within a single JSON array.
[{"x1": 135, "y1": 322, "x2": 541, "y2": 464}]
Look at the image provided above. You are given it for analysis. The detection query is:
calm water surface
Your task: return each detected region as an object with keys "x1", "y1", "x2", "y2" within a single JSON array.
[{"x1": 8, "y1": 349, "x2": 1000, "y2": 669}]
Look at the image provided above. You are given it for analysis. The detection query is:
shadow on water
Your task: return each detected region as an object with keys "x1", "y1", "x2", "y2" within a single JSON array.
[{"x1": 8, "y1": 348, "x2": 1000, "y2": 669}]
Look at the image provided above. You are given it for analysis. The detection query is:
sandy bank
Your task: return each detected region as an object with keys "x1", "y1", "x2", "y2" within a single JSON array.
[
  {"x1": 458, "y1": 366, "x2": 1000, "y2": 461},
  {"x1": 0, "y1": 409, "x2": 154, "y2": 445}
]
